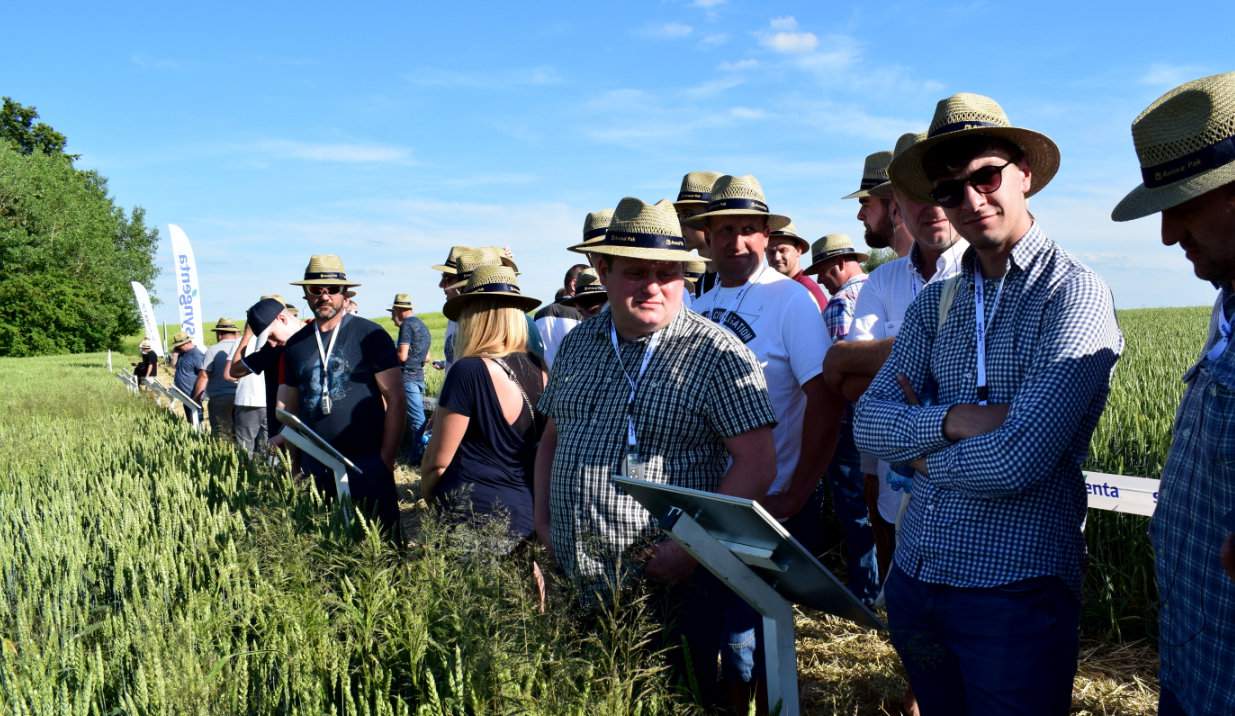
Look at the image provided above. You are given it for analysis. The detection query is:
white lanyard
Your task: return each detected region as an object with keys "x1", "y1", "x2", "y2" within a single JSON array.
[
  {"x1": 609, "y1": 320, "x2": 662, "y2": 449},
  {"x1": 1207, "y1": 302, "x2": 1232, "y2": 363},
  {"x1": 716, "y1": 265, "x2": 766, "y2": 327},
  {"x1": 973, "y1": 268, "x2": 1005, "y2": 406},
  {"x1": 313, "y1": 314, "x2": 348, "y2": 414}
]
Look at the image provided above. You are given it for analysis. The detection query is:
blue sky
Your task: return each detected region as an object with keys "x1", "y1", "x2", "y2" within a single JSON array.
[{"x1": 4, "y1": 1, "x2": 1231, "y2": 320}]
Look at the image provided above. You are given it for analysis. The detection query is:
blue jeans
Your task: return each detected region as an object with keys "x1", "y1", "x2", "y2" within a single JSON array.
[
  {"x1": 885, "y1": 566, "x2": 1080, "y2": 716},
  {"x1": 825, "y1": 420, "x2": 879, "y2": 604},
  {"x1": 402, "y1": 377, "x2": 426, "y2": 463}
]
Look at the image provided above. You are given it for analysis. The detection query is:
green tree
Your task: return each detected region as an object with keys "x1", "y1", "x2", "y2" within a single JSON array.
[{"x1": 0, "y1": 97, "x2": 69, "y2": 157}]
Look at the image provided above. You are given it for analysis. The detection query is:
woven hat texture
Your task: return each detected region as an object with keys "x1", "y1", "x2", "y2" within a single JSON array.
[
  {"x1": 842, "y1": 151, "x2": 893, "y2": 199},
  {"x1": 803, "y1": 233, "x2": 869, "y2": 274},
  {"x1": 290, "y1": 254, "x2": 360, "y2": 287},
  {"x1": 443, "y1": 264, "x2": 541, "y2": 320},
  {"x1": 571, "y1": 197, "x2": 704, "y2": 262},
  {"x1": 674, "y1": 170, "x2": 724, "y2": 206},
  {"x1": 681, "y1": 175, "x2": 791, "y2": 231}
]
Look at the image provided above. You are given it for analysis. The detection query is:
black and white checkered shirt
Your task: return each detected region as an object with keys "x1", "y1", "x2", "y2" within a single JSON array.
[{"x1": 539, "y1": 306, "x2": 776, "y2": 594}]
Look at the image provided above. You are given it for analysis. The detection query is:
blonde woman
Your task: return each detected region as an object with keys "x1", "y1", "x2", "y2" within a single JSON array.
[{"x1": 421, "y1": 266, "x2": 547, "y2": 542}]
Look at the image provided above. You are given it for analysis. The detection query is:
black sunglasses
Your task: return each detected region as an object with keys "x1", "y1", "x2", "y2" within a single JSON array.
[
  {"x1": 304, "y1": 285, "x2": 344, "y2": 296},
  {"x1": 929, "y1": 161, "x2": 1014, "y2": 208}
]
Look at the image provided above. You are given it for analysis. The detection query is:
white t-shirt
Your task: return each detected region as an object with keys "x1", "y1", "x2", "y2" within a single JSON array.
[
  {"x1": 234, "y1": 336, "x2": 266, "y2": 407},
  {"x1": 695, "y1": 265, "x2": 830, "y2": 495},
  {"x1": 847, "y1": 240, "x2": 968, "y2": 522},
  {"x1": 535, "y1": 313, "x2": 580, "y2": 368}
]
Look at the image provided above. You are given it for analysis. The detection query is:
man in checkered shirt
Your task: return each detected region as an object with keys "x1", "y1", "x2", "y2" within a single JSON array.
[
  {"x1": 854, "y1": 93, "x2": 1122, "y2": 715},
  {"x1": 1111, "y1": 71, "x2": 1235, "y2": 716},
  {"x1": 534, "y1": 197, "x2": 776, "y2": 703}
]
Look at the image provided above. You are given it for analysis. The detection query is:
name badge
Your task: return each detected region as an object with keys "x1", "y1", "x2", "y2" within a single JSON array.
[{"x1": 619, "y1": 452, "x2": 649, "y2": 482}]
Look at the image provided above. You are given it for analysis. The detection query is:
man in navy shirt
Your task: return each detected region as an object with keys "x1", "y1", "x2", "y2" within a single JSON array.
[
  {"x1": 390, "y1": 292, "x2": 431, "y2": 463},
  {"x1": 170, "y1": 331, "x2": 205, "y2": 422},
  {"x1": 279, "y1": 255, "x2": 405, "y2": 536}
]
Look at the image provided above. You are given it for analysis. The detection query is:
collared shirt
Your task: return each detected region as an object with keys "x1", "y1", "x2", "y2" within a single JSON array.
[
  {"x1": 539, "y1": 306, "x2": 775, "y2": 593},
  {"x1": 848, "y1": 239, "x2": 969, "y2": 522},
  {"x1": 695, "y1": 265, "x2": 830, "y2": 494},
  {"x1": 822, "y1": 274, "x2": 868, "y2": 341},
  {"x1": 1151, "y1": 287, "x2": 1235, "y2": 715},
  {"x1": 848, "y1": 240, "x2": 969, "y2": 343},
  {"x1": 853, "y1": 223, "x2": 1123, "y2": 596}
]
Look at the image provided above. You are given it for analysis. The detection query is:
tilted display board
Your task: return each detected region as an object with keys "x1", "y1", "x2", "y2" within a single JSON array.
[{"x1": 276, "y1": 408, "x2": 358, "y2": 502}]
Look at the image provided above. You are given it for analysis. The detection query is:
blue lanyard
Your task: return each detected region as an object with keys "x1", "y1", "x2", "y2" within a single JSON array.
[
  {"x1": 1207, "y1": 301, "x2": 1232, "y2": 363},
  {"x1": 973, "y1": 269, "x2": 1005, "y2": 406}
]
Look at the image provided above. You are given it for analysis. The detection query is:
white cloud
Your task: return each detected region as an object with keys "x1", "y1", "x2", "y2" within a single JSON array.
[
  {"x1": 769, "y1": 16, "x2": 799, "y2": 31},
  {"x1": 728, "y1": 107, "x2": 766, "y2": 120},
  {"x1": 691, "y1": 0, "x2": 725, "y2": 7},
  {"x1": 700, "y1": 33, "x2": 730, "y2": 47},
  {"x1": 682, "y1": 77, "x2": 745, "y2": 99},
  {"x1": 253, "y1": 140, "x2": 413, "y2": 163},
  {"x1": 762, "y1": 30, "x2": 818, "y2": 54},
  {"x1": 641, "y1": 22, "x2": 693, "y2": 39},
  {"x1": 719, "y1": 58, "x2": 759, "y2": 72},
  {"x1": 1140, "y1": 63, "x2": 1208, "y2": 88},
  {"x1": 407, "y1": 65, "x2": 563, "y2": 89}
]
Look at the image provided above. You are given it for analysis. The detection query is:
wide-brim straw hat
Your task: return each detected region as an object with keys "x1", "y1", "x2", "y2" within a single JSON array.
[
  {"x1": 139, "y1": 339, "x2": 153, "y2": 351},
  {"x1": 803, "y1": 233, "x2": 869, "y2": 274},
  {"x1": 572, "y1": 197, "x2": 707, "y2": 262},
  {"x1": 683, "y1": 257, "x2": 707, "y2": 287},
  {"x1": 769, "y1": 221, "x2": 809, "y2": 253},
  {"x1": 448, "y1": 247, "x2": 506, "y2": 289},
  {"x1": 290, "y1": 254, "x2": 360, "y2": 287},
  {"x1": 443, "y1": 265, "x2": 541, "y2": 321},
  {"x1": 674, "y1": 170, "x2": 724, "y2": 207},
  {"x1": 171, "y1": 331, "x2": 192, "y2": 349},
  {"x1": 575, "y1": 208, "x2": 614, "y2": 248},
  {"x1": 431, "y1": 245, "x2": 470, "y2": 274},
  {"x1": 888, "y1": 92, "x2": 1060, "y2": 203},
  {"x1": 1112, "y1": 71, "x2": 1235, "y2": 221},
  {"x1": 841, "y1": 151, "x2": 893, "y2": 200},
  {"x1": 213, "y1": 318, "x2": 240, "y2": 334},
  {"x1": 388, "y1": 293, "x2": 414, "y2": 311},
  {"x1": 681, "y1": 175, "x2": 791, "y2": 231},
  {"x1": 869, "y1": 132, "x2": 926, "y2": 198},
  {"x1": 560, "y1": 268, "x2": 607, "y2": 306}
]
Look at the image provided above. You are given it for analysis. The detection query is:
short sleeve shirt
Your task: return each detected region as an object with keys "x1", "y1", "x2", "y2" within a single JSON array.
[
  {"x1": 538, "y1": 307, "x2": 776, "y2": 592},
  {"x1": 173, "y1": 347, "x2": 205, "y2": 395},
  {"x1": 281, "y1": 316, "x2": 400, "y2": 459},
  {"x1": 202, "y1": 338, "x2": 240, "y2": 399},
  {"x1": 397, "y1": 316, "x2": 432, "y2": 382}
]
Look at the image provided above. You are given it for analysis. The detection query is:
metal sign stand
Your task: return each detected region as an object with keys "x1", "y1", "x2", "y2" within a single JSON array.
[
  {"x1": 167, "y1": 385, "x2": 204, "y2": 432},
  {"x1": 614, "y1": 476, "x2": 885, "y2": 716},
  {"x1": 114, "y1": 371, "x2": 138, "y2": 393},
  {"x1": 275, "y1": 408, "x2": 356, "y2": 524}
]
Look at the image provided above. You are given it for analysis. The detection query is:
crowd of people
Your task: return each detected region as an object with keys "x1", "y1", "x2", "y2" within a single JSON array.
[{"x1": 137, "y1": 73, "x2": 1235, "y2": 715}]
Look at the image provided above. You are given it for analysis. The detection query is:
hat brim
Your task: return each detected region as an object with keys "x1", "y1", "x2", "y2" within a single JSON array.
[
  {"x1": 769, "y1": 234, "x2": 811, "y2": 254},
  {"x1": 289, "y1": 279, "x2": 361, "y2": 287},
  {"x1": 841, "y1": 186, "x2": 883, "y2": 200},
  {"x1": 888, "y1": 126, "x2": 1060, "y2": 203},
  {"x1": 442, "y1": 292, "x2": 541, "y2": 321},
  {"x1": 388, "y1": 304, "x2": 414, "y2": 312},
  {"x1": 213, "y1": 326, "x2": 240, "y2": 333},
  {"x1": 172, "y1": 340, "x2": 191, "y2": 349},
  {"x1": 570, "y1": 242, "x2": 709, "y2": 263},
  {"x1": 1112, "y1": 162, "x2": 1235, "y2": 221},
  {"x1": 560, "y1": 290, "x2": 607, "y2": 307},
  {"x1": 682, "y1": 210, "x2": 792, "y2": 232},
  {"x1": 802, "y1": 249, "x2": 870, "y2": 275},
  {"x1": 431, "y1": 264, "x2": 458, "y2": 274},
  {"x1": 672, "y1": 198, "x2": 709, "y2": 209},
  {"x1": 866, "y1": 180, "x2": 894, "y2": 198}
]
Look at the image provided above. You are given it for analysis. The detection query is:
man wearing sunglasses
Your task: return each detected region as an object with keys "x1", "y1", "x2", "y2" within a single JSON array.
[
  {"x1": 277, "y1": 254, "x2": 406, "y2": 538},
  {"x1": 854, "y1": 93, "x2": 1122, "y2": 715}
]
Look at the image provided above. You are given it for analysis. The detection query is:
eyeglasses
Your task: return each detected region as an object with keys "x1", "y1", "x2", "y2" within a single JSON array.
[
  {"x1": 929, "y1": 161, "x2": 1014, "y2": 208},
  {"x1": 304, "y1": 285, "x2": 343, "y2": 296}
]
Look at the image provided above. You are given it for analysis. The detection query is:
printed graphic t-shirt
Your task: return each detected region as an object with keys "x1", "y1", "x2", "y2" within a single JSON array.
[
  {"x1": 694, "y1": 266, "x2": 830, "y2": 494},
  {"x1": 281, "y1": 315, "x2": 400, "y2": 459},
  {"x1": 397, "y1": 316, "x2": 432, "y2": 382}
]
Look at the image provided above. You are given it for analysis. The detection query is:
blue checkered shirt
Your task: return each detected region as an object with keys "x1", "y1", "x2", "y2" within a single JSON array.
[
  {"x1": 1151, "y1": 287, "x2": 1235, "y2": 715},
  {"x1": 822, "y1": 274, "x2": 867, "y2": 341},
  {"x1": 853, "y1": 224, "x2": 1123, "y2": 596}
]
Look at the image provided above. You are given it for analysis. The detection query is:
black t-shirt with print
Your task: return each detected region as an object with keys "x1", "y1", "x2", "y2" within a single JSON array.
[{"x1": 281, "y1": 315, "x2": 399, "y2": 460}]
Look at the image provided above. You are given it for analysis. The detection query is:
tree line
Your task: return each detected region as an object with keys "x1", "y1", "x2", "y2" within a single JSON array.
[{"x1": 0, "y1": 97, "x2": 159, "y2": 356}]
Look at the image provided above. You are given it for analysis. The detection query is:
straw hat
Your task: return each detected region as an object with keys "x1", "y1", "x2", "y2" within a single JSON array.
[
  {"x1": 768, "y1": 221, "x2": 809, "y2": 253},
  {"x1": 388, "y1": 293, "x2": 414, "y2": 312},
  {"x1": 888, "y1": 93, "x2": 1060, "y2": 203},
  {"x1": 289, "y1": 254, "x2": 360, "y2": 287},
  {"x1": 431, "y1": 246, "x2": 470, "y2": 274},
  {"x1": 139, "y1": 339, "x2": 152, "y2": 352},
  {"x1": 171, "y1": 331, "x2": 193, "y2": 349},
  {"x1": 448, "y1": 247, "x2": 505, "y2": 289},
  {"x1": 683, "y1": 257, "x2": 707, "y2": 288},
  {"x1": 577, "y1": 208, "x2": 615, "y2": 246},
  {"x1": 213, "y1": 318, "x2": 240, "y2": 334},
  {"x1": 575, "y1": 197, "x2": 705, "y2": 262},
  {"x1": 681, "y1": 175, "x2": 791, "y2": 231},
  {"x1": 443, "y1": 265, "x2": 542, "y2": 321},
  {"x1": 1112, "y1": 72, "x2": 1235, "y2": 221},
  {"x1": 869, "y1": 132, "x2": 926, "y2": 198},
  {"x1": 841, "y1": 151, "x2": 893, "y2": 200},
  {"x1": 674, "y1": 170, "x2": 724, "y2": 207},
  {"x1": 560, "y1": 268, "x2": 607, "y2": 306},
  {"x1": 802, "y1": 234, "x2": 869, "y2": 275}
]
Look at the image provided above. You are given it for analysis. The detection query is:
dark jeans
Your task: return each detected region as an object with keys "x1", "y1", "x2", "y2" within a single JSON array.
[
  {"x1": 301, "y1": 452, "x2": 400, "y2": 539},
  {"x1": 885, "y1": 566, "x2": 1080, "y2": 716},
  {"x1": 206, "y1": 395, "x2": 236, "y2": 440},
  {"x1": 402, "y1": 378, "x2": 427, "y2": 463},
  {"x1": 825, "y1": 420, "x2": 879, "y2": 603},
  {"x1": 654, "y1": 568, "x2": 755, "y2": 706}
]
